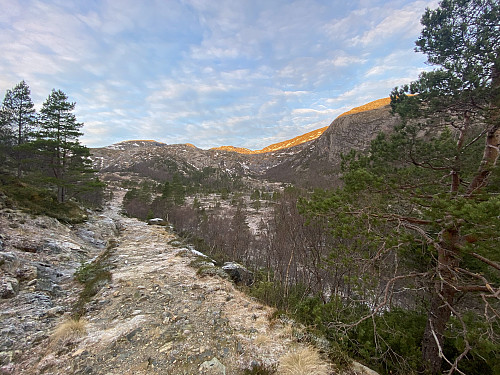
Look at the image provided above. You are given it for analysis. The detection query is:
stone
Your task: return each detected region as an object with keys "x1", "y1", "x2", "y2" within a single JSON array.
[
  {"x1": 14, "y1": 240, "x2": 38, "y2": 253},
  {"x1": 352, "y1": 361, "x2": 380, "y2": 375},
  {"x1": 147, "y1": 218, "x2": 167, "y2": 226},
  {"x1": 15, "y1": 266, "x2": 38, "y2": 282},
  {"x1": 35, "y1": 266, "x2": 63, "y2": 296},
  {"x1": 46, "y1": 306, "x2": 64, "y2": 317},
  {"x1": 222, "y1": 262, "x2": 253, "y2": 286},
  {"x1": 199, "y1": 357, "x2": 225, "y2": 375},
  {"x1": 39, "y1": 240, "x2": 63, "y2": 254},
  {"x1": 0, "y1": 277, "x2": 19, "y2": 299}
]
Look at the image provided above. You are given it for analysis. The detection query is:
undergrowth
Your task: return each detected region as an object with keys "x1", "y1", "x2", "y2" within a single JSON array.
[{"x1": 0, "y1": 173, "x2": 87, "y2": 223}]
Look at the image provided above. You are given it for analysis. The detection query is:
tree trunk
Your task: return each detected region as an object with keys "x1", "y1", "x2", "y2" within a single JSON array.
[
  {"x1": 57, "y1": 185, "x2": 65, "y2": 203},
  {"x1": 421, "y1": 228, "x2": 460, "y2": 374},
  {"x1": 467, "y1": 64, "x2": 500, "y2": 194},
  {"x1": 466, "y1": 124, "x2": 500, "y2": 195}
]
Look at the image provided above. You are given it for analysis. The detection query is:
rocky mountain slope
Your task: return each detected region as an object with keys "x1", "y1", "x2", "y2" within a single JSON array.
[
  {"x1": 0, "y1": 98, "x2": 400, "y2": 374},
  {"x1": 91, "y1": 100, "x2": 400, "y2": 188},
  {"x1": 263, "y1": 104, "x2": 401, "y2": 187},
  {"x1": 1, "y1": 190, "x2": 378, "y2": 375},
  {"x1": 212, "y1": 98, "x2": 391, "y2": 155}
]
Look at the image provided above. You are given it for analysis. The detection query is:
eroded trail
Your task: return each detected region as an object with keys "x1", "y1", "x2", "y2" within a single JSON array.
[{"x1": 14, "y1": 193, "x2": 302, "y2": 375}]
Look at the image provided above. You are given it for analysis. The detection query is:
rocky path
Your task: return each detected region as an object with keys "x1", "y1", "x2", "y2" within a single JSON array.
[
  {"x1": 1, "y1": 191, "x2": 380, "y2": 375},
  {"x1": 3, "y1": 193, "x2": 322, "y2": 375}
]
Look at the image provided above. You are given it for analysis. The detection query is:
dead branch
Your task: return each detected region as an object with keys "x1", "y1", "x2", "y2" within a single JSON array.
[{"x1": 470, "y1": 252, "x2": 500, "y2": 271}]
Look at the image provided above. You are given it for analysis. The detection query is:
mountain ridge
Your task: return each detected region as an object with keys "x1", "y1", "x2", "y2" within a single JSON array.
[
  {"x1": 115, "y1": 97, "x2": 391, "y2": 154},
  {"x1": 212, "y1": 97, "x2": 391, "y2": 154}
]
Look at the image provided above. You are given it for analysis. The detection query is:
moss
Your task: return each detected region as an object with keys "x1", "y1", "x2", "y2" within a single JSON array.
[
  {"x1": 0, "y1": 174, "x2": 87, "y2": 223},
  {"x1": 196, "y1": 264, "x2": 229, "y2": 280},
  {"x1": 72, "y1": 242, "x2": 116, "y2": 318}
]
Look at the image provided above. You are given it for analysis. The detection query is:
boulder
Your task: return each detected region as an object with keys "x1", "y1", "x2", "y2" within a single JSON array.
[
  {"x1": 199, "y1": 357, "x2": 226, "y2": 375},
  {"x1": 0, "y1": 277, "x2": 19, "y2": 299},
  {"x1": 222, "y1": 262, "x2": 253, "y2": 286},
  {"x1": 147, "y1": 218, "x2": 167, "y2": 226}
]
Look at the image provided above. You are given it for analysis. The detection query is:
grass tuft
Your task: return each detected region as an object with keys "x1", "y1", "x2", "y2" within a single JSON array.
[
  {"x1": 277, "y1": 346, "x2": 330, "y2": 375},
  {"x1": 50, "y1": 318, "x2": 87, "y2": 348}
]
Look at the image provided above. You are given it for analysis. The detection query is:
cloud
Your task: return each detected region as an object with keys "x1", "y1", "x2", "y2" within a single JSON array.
[
  {"x1": 1, "y1": 1, "x2": 436, "y2": 149},
  {"x1": 364, "y1": 49, "x2": 429, "y2": 78},
  {"x1": 351, "y1": 1, "x2": 440, "y2": 47}
]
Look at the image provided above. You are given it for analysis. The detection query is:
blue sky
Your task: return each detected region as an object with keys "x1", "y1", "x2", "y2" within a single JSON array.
[{"x1": 0, "y1": 0, "x2": 438, "y2": 149}]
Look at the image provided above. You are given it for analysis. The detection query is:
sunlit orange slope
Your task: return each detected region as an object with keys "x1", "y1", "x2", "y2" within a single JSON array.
[{"x1": 213, "y1": 97, "x2": 391, "y2": 154}]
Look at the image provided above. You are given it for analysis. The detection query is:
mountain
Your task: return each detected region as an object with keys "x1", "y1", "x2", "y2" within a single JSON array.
[
  {"x1": 91, "y1": 97, "x2": 399, "y2": 189},
  {"x1": 211, "y1": 97, "x2": 391, "y2": 154},
  {"x1": 263, "y1": 102, "x2": 400, "y2": 187}
]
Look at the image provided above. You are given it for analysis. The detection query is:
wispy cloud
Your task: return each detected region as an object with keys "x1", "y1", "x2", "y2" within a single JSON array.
[{"x1": 0, "y1": 0, "x2": 437, "y2": 149}]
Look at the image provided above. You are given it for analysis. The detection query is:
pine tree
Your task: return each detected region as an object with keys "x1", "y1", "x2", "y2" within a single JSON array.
[
  {"x1": 0, "y1": 80, "x2": 37, "y2": 176},
  {"x1": 303, "y1": 1, "x2": 500, "y2": 373},
  {"x1": 390, "y1": 2, "x2": 500, "y2": 371},
  {"x1": 34, "y1": 89, "x2": 95, "y2": 203}
]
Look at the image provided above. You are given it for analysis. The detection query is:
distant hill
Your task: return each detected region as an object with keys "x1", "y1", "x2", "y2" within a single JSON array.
[{"x1": 211, "y1": 97, "x2": 391, "y2": 154}]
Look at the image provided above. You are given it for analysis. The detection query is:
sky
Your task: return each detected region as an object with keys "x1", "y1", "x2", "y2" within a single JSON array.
[{"x1": 0, "y1": 0, "x2": 439, "y2": 149}]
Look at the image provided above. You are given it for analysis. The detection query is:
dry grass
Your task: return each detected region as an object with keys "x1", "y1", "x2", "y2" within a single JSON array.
[
  {"x1": 50, "y1": 318, "x2": 87, "y2": 347},
  {"x1": 278, "y1": 324, "x2": 295, "y2": 339},
  {"x1": 277, "y1": 346, "x2": 330, "y2": 375},
  {"x1": 254, "y1": 334, "x2": 272, "y2": 346}
]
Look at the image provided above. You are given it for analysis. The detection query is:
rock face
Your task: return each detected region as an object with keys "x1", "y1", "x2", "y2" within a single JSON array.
[
  {"x1": 0, "y1": 202, "x2": 121, "y2": 371},
  {"x1": 316, "y1": 105, "x2": 399, "y2": 163},
  {"x1": 264, "y1": 105, "x2": 400, "y2": 187}
]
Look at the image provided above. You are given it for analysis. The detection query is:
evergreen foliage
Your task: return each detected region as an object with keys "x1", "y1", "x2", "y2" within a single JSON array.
[
  {"x1": 0, "y1": 82, "x2": 104, "y2": 209},
  {"x1": 0, "y1": 80, "x2": 37, "y2": 177},
  {"x1": 301, "y1": 1, "x2": 500, "y2": 373},
  {"x1": 33, "y1": 89, "x2": 102, "y2": 204}
]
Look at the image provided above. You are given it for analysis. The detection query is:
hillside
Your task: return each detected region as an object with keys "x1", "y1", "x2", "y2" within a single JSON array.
[
  {"x1": 91, "y1": 98, "x2": 395, "y2": 185},
  {"x1": 90, "y1": 98, "x2": 397, "y2": 190},
  {"x1": 212, "y1": 97, "x2": 391, "y2": 154}
]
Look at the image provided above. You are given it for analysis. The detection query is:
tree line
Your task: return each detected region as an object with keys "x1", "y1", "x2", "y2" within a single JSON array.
[{"x1": 0, "y1": 81, "x2": 103, "y2": 206}]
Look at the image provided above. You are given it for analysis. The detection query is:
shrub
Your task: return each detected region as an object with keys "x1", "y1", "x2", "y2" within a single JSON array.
[{"x1": 0, "y1": 173, "x2": 87, "y2": 223}]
